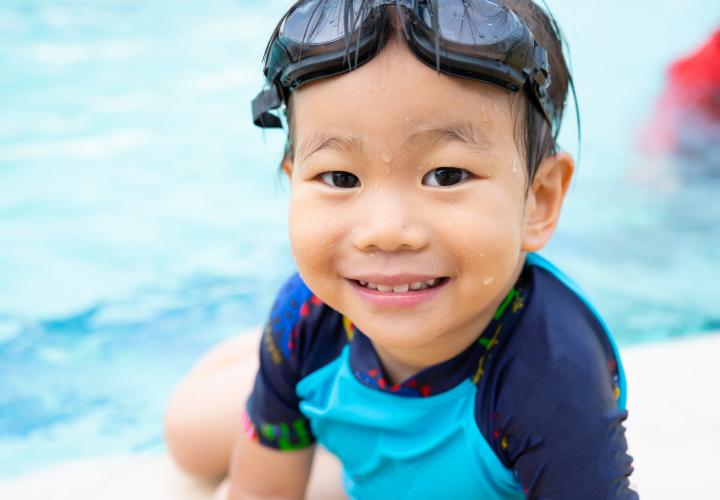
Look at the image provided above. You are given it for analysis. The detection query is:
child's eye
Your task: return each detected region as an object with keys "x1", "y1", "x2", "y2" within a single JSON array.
[
  {"x1": 422, "y1": 167, "x2": 470, "y2": 187},
  {"x1": 318, "y1": 171, "x2": 360, "y2": 189}
]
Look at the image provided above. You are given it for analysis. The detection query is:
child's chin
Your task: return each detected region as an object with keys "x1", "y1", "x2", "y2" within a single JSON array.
[{"x1": 362, "y1": 322, "x2": 444, "y2": 349}]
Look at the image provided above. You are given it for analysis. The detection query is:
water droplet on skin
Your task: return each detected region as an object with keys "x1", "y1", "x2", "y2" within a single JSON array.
[
  {"x1": 483, "y1": 276, "x2": 495, "y2": 285},
  {"x1": 381, "y1": 154, "x2": 392, "y2": 163}
]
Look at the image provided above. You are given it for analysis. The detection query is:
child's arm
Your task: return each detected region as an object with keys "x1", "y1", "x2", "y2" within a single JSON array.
[
  {"x1": 227, "y1": 274, "x2": 322, "y2": 499},
  {"x1": 227, "y1": 435, "x2": 314, "y2": 499}
]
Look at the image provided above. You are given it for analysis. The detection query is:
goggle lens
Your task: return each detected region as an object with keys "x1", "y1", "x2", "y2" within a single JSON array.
[
  {"x1": 284, "y1": 0, "x2": 366, "y2": 46},
  {"x1": 423, "y1": 0, "x2": 512, "y2": 45}
]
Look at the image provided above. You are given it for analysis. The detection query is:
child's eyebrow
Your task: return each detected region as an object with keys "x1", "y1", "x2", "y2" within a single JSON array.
[
  {"x1": 298, "y1": 134, "x2": 363, "y2": 161},
  {"x1": 298, "y1": 121, "x2": 492, "y2": 161},
  {"x1": 406, "y1": 122, "x2": 494, "y2": 153}
]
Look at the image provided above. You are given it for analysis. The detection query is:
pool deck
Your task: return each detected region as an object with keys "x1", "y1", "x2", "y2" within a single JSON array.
[{"x1": 2, "y1": 332, "x2": 719, "y2": 499}]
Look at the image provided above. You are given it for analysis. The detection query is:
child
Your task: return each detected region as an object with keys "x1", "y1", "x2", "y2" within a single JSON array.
[{"x1": 165, "y1": 1, "x2": 638, "y2": 498}]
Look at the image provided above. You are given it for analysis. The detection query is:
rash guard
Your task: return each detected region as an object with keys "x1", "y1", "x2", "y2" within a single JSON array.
[{"x1": 245, "y1": 254, "x2": 637, "y2": 499}]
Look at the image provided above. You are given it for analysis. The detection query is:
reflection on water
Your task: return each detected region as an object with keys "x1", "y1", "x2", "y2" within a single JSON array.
[{"x1": 0, "y1": 0, "x2": 718, "y2": 477}]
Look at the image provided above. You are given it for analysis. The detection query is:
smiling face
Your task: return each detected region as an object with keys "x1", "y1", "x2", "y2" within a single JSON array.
[{"x1": 286, "y1": 37, "x2": 569, "y2": 377}]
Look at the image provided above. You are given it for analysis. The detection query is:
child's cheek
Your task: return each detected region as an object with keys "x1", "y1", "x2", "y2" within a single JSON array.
[
  {"x1": 450, "y1": 191, "x2": 525, "y2": 294},
  {"x1": 287, "y1": 190, "x2": 344, "y2": 297}
]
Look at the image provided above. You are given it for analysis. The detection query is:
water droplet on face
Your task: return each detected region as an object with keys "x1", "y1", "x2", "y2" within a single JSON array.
[
  {"x1": 381, "y1": 153, "x2": 392, "y2": 163},
  {"x1": 483, "y1": 276, "x2": 495, "y2": 286}
]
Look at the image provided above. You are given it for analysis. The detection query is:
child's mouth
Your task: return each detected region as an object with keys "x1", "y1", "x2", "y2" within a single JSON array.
[
  {"x1": 353, "y1": 277, "x2": 448, "y2": 293},
  {"x1": 347, "y1": 276, "x2": 449, "y2": 308},
  {"x1": 347, "y1": 274, "x2": 450, "y2": 309}
]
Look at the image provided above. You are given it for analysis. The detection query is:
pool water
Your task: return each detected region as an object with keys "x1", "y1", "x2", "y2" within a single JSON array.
[{"x1": 1, "y1": 0, "x2": 718, "y2": 477}]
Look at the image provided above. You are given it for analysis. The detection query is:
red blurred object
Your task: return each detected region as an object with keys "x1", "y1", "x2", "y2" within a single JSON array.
[
  {"x1": 669, "y1": 30, "x2": 720, "y2": 89},
  {"x1": 641, "y1": 29, "x2": 720, "y2": 154}
]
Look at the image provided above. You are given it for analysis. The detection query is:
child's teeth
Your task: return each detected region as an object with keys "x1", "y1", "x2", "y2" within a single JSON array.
[{"x1": 360, "y1": 279, "x2": 443, "y2": 292}]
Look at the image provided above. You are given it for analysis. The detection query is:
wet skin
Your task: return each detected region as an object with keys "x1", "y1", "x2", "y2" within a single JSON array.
[{"x1": 286, "y1": 36, "x2": 574, "y2": 384}]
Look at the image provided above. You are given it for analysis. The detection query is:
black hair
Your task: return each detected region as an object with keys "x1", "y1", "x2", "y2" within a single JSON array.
[
  {"x1": 500, "y1": 0, "x2": 578, "y2": 180},
  {"x1": 265, "y1": 0, "x2": 578, "y2": 181}
]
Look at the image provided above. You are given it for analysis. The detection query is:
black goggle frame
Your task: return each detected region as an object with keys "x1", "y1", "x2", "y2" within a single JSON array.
[{"x1": 252, "y1": 0, "x2": 554, "y2": 131}]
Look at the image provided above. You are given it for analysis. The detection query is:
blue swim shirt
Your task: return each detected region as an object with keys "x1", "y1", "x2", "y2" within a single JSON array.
[{"x1": 245, "y1": 254, "x2": 638, "y2": 499}]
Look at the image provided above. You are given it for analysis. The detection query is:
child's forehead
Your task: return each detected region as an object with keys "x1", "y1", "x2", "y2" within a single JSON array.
[{"x1": 288, "y1": 39, "x2": 521, "y2": 152}]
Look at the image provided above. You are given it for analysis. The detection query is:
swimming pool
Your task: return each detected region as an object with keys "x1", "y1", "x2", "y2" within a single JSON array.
[{"x1": 1, "y1": 0, "x2": 718, "y2": 477}]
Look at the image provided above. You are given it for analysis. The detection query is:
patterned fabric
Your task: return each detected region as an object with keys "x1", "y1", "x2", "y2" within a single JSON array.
[{"x1": 245, "y1": 256, "x2": 637, "y2": 498}]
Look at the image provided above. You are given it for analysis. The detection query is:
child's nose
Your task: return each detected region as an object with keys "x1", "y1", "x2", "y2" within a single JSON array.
[{"x1": 350, "y1": 198, "x2": 429, "y2": 253}]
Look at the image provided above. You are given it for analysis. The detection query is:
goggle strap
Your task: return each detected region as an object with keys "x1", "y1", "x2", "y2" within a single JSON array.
[{"x1": 252, "y1": 86, "x2": 284, "y2": 129}]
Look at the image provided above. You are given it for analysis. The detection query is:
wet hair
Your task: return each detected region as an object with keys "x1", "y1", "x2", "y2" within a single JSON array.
[{"x1": 268, "y1": 0, "x2": 576, "y2": 182}]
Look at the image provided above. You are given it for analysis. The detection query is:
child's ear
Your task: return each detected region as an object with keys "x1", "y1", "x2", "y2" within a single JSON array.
[
  {"x1": 521, "y1": 152, "x2": 575, "y2": 252},
  {"x1": 282, "y1": 155, "x2": 293, "y2": 177}
]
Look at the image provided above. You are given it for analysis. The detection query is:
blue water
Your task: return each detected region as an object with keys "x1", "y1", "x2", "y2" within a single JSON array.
[{"x1": 1, "y1": 0, "x2": 718, "y2": 477}]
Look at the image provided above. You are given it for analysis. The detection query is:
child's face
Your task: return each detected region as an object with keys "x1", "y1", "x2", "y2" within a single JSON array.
[{"x1": 286, "y1": 38, "x2": 548, "y2": 358}]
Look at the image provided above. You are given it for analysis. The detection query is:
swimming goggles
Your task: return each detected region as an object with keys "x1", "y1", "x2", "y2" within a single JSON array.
[{"x1": 252, "y1": 0, "x2": 554, "y2": 131}]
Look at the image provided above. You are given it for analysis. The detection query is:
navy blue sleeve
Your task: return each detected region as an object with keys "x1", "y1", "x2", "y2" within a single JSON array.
[
  {"x1": 245, "y1": 273, "x2": 316, "y2": 451},
  {"x1": 487, "y1": 270, "x2": 637, "y2": 499},
  {"x1": 496, "y1": 341, "x2": 636, "y2": 498}
]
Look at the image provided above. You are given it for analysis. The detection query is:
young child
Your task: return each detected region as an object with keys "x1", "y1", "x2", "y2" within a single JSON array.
[{"x1": 165, "y1": 1, "x2": 637, "y2": 498}]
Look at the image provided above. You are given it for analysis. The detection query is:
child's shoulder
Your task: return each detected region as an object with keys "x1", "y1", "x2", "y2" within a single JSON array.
[
  {"x1": 264, "y1": 272, "x2": 347, "y2": 373},
  {"x1": 494, "y1": 254, "x2": 625, "y2": 406},
  {"x1": 522, "y1": 254, "x2": 621, "y2": 368},
  {"x1": 477, "y1": 256, "x2": 634, "y2": 497}
]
